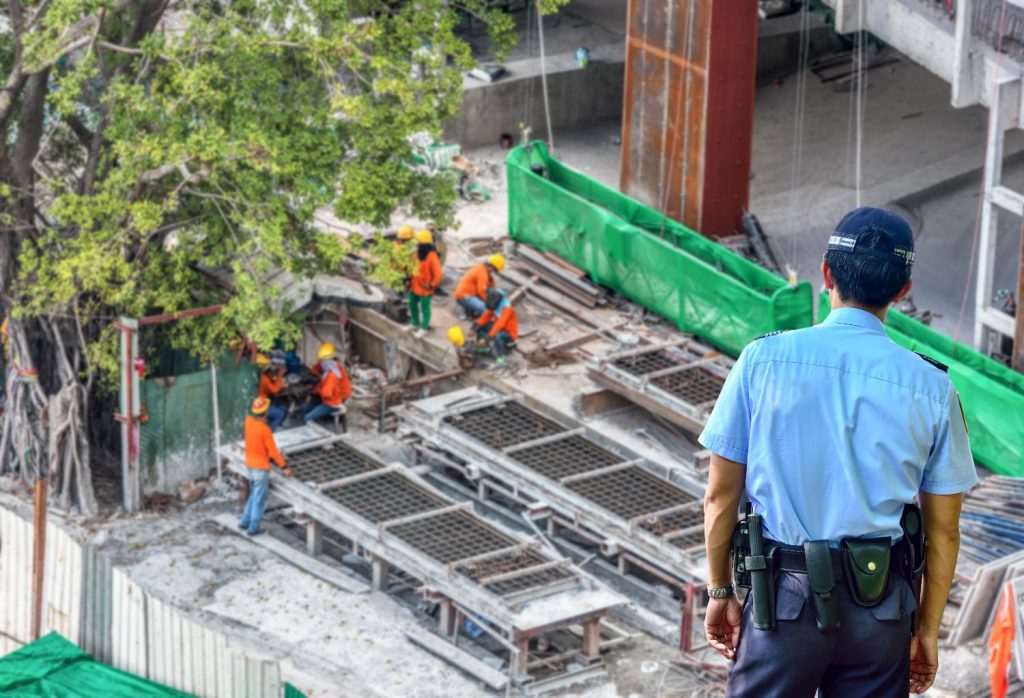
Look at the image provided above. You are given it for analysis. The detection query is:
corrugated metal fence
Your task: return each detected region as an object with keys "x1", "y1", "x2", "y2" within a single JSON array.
[{"x1": 0, "y1": 505, "x2": 283, "y2": 697}]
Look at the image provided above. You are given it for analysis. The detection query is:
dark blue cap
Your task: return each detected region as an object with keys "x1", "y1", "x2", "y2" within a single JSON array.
[{"x1": 827, "y1": 207, "x2": 915, "y2": 266}]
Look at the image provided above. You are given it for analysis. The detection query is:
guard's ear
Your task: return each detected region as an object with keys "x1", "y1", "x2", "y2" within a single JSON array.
[
  {"x1": 821, "y1": 260, "x2": 835, "y2": 290},
  {"x1": 892, "y1": 278, "x2": 913, "y2": 303}
]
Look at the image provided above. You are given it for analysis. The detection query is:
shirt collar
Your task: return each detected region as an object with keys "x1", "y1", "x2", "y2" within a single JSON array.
[{"x1": 821, "y1": 306, "x2": 887, "y2": 335}]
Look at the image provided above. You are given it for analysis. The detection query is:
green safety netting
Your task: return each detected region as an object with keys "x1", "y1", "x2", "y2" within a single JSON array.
[
  {"x1": 0, "y1": 633, "x2": 189, "y2": 697},
  {"x1": 818, "y1": 295, "x2": 1024, "y2": 477},
  {"x1": 506, "y1": 142, "x2": 815, "y2": 356}
]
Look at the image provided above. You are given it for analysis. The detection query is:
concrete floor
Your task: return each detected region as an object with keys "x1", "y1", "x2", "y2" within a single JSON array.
[{"x1": 459, "y1": 53, "x2": 1022, "y2": 343}]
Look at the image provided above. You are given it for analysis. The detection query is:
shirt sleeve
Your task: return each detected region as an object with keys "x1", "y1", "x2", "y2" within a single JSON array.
[
  {"x1": 698, "y1": 344, "x2": 754, "y2": 464},
  {"x1": 920, "y1": 382, "x2": 978, "y2": 495}
]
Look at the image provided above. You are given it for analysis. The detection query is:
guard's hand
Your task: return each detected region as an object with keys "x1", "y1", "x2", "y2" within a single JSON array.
[
  {"x1": 909, "y1": 633, "x2": 938, "y2": 694},
  {"x1": 705, "y1": 596, "x2": 743, "y2": 661}
]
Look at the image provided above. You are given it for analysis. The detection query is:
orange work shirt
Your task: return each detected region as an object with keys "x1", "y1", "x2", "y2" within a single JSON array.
[
  {"x1": 258, "y1": 373, "x2": 283, "y2": 399},
  {"x1": 478, "y1": 305, "x2": 519, "y2": 341},
  {"x1": 454, "y1": 263, "x2": 493, "y2": 301},
  {"x1": 244, "y1": 415, "x2": 285, "y2": 470},
  {"x1": 410, "y1": 251, "x2": 443, "y2": 297},
  {"x1": 313, "y1": 362, "x2": 352, "y2": 408}
]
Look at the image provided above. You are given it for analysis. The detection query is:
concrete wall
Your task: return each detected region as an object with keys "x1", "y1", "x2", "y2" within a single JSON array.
[{"x1": 444, "y1": 44, "x2": 625, "y2": 149}]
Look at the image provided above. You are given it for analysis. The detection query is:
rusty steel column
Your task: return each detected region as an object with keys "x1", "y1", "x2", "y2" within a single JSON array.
[
  {"x1": 620, "y1": 0, "x2": 759, "y2": 239},
  {"x1": 31, "y1": 476, "x2": 47, "y2": 641}
]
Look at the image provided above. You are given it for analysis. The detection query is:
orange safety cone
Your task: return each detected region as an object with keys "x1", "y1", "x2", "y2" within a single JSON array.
[{"x1": 988, "y1": 580, "x2": 1016, "y2": 698}]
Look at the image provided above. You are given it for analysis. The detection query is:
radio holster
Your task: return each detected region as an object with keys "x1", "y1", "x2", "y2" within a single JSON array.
[{"x1": 804, "y1": 540, "x2": 840, "y2": 633}]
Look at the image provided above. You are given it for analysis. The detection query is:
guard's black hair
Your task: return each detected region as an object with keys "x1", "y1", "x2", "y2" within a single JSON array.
[{"x1": 824, "y1": 228, "x2": 911, "y2": 309}]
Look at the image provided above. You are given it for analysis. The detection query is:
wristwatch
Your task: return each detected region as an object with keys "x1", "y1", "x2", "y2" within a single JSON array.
[{"x1": 707, "y1": 584, "x2": 735, "y2": 599}]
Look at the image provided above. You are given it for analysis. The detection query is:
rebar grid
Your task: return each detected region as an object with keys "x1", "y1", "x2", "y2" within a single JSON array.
[
  {"x1": 389, "y1": 508, "x2": 513, "y2": 562},
  {"x1": 638, "y1": 507, "x2": 706, "y2": 537},
  {"x1": 445, "y1": 401, "x2": 565, "y2": 449},
  {"x1": 612, "y1": 350, "x2": 679, "y2": 376},
  {"x1": 288, "y1": 443, "x2": 383, "y2": 484},
  {"x1": 652, "y1": 366, "x2": 724, "y2": 406},
  {"x1": 321, "y1": 471, "x2": 448, "y2": 523},
  {"x1": 667, "y1": 530, "x2": 706, "y2": 549},
  {"x1": 566, "y1": 465, "x2": 699, "y2": 519},
  {"x1": 457, "y1": 550, "x2": 575, "y2": 597},
  {"x1": 509, "y1": 435, "x2": 623, "y2": 481}
]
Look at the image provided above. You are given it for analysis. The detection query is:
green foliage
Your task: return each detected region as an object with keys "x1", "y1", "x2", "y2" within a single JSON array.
[
  {"x1": 3, "y1": 0, "x2": 544, "y2": 388},
  {"x1": 364, "y1": 235, "x2": 418, "y2": 292}
]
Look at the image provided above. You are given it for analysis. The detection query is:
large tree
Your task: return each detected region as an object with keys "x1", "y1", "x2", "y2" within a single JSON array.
[{"x1": 0, "y1": 0, "x2": 563, "y2": 513}]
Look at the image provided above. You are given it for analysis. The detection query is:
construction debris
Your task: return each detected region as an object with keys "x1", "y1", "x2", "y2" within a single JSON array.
[{"x1": 515, "y1": 246, "x2": 607, "y2": 309}]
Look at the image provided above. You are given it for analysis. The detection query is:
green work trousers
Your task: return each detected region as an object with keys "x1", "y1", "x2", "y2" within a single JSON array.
[{"x1": 409, "y1": 293, "x2": 432, "y2": 330}]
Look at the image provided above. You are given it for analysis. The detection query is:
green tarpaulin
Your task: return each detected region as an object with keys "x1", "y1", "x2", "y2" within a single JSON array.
[
  {"x1": 0, "y1": 633, "x2": 189, "y2": 697},
  {"x1": 506, "y1": 141, "x2": 815, "y2": 356},
  {"x1": 819, "y1": 296, "x2": 1024, "y2": 477}
]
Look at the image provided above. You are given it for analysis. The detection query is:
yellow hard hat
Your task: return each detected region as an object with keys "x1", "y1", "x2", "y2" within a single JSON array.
[
  {"x1": 487, "y1": 254, "x2": 506, "y2": 273},
  {"x1": 415, "y1": 229, "x2": 433, "y2": 245},
  {"x1": 317, "y1": 342, "x2": 336, "y2": 360},
  {"x1": 397, "y1": 225, "x2": 414, "y2": 240},
  {"x1": 251, "y1": 397, "x2": 270, "y2": 415},
  {"x1": 447, "y1": 326, "x2": 465, "y2": 348},
  {"x1": 256, "y1": 353, "x2": 270, "y2": 368}
]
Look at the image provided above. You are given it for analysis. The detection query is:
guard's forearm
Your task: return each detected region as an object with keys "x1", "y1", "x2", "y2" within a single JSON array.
[
  {"x1": 704, "y1": 491, "x2": 741, "y2": 588},
  {"x1": 918, "y1": 527, "x2": 959, "y2": 636}
]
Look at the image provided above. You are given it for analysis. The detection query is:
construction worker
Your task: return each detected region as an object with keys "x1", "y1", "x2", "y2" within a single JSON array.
[
  {"x1": 395, "y1": 225, "x2": 415, "y2": 249},
  {"x1": 700, "y1": 208, "x2": 976, "y2": 696},
  {"x1": 240, "y1": 397, "x2": 292, "y2": 536},
  {"x1": 302, "y1": 342, "x2": 351, "y2": 423},
  {"x1": 408, "y1": 229, "x2": 443, "y2": 337},
  {"x1": 475, "y1": 288, "x2": 518, "y2": 367},
  {"x1": 454, "y1": 254, "x2": 505, "y2": 319},
  {"x1": 256, "y1": 354, "x2": 286, "y2": 431}
]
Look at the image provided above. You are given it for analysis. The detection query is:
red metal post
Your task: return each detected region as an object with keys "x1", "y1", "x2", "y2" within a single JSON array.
[
  {"x1": 620, "y1": 0, "x2": 759, "y2": 239},
  {"x1": 31, "y1": 476, "x2": 47, "y2": 640}
]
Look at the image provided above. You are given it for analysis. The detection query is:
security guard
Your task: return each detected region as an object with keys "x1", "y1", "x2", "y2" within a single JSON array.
[{"x1": 699, "y1": 207, "x2": 977, "y2": 697}]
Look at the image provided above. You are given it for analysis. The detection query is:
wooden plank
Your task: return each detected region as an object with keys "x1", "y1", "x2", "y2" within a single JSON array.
[
  {"x1": 211, "y1": 514, "x2": 369, "y2": 594},
  {"x1": 509, "y1": 275, "x2": 540, "y2": 304},
  {"x1": 406, "y1": 631, "x2": 509, "y2": 690},
  {"x1": 543, "y1": 252, "x2": 587, "y2": 278}
]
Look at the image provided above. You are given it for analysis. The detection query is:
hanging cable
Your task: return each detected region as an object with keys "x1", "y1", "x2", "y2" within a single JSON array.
[
  {"x1": 786, "y1": 3, "x2": 811, "y2": 282},
  {"x1": 536, "y1": 2, "x2": 554, "y2": 153},
  {"x1": 854, "y1": 2, "x2": 866, "y2": 208}
]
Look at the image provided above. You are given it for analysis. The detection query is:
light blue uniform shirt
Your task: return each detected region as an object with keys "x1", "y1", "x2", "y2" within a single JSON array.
[{"x1": 699, "y1": 307, "x2": 977, "y2": 545}]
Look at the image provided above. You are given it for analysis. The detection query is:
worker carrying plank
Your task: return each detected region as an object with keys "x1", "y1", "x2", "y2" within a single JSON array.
[
  {"x1": 408, "y1": 229, "x2": 444, "y2": 338},
  {"x1": 240, "y1": 397, "x2": 292, "y2": 536},
  {"x1": 700, "y1": 207, "x2": 977, "y2": 696},
  {"x1": 454, "y1": 253, "x2": 505, "y2": 319},
  {"x1": 474, "y1": 288, "x2": 518, "y2": 367},
  {"x1": 302, "y1": 343, "x2": 351, "y2": 424}
]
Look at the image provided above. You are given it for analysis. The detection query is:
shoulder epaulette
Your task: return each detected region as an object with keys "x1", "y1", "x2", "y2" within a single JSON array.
[
  {"x1": 754, "y1": 330, "x2": 788, "y2": 341},
  {"x1": 915, "y1": 352, "x2": 949, "y2": 373}
]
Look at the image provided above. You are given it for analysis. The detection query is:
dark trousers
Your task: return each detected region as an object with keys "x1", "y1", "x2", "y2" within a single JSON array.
[
  {"x1": 728, "y1": 570, "x2": 914, "y2": 698},
  {"x1": 477, "y1": 323, "x2": 513, "y2": 358}
]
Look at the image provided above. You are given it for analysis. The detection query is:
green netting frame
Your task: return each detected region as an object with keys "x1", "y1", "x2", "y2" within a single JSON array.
[{"x1": 507, "y1": 142, "x2": 814, "y2": 356}]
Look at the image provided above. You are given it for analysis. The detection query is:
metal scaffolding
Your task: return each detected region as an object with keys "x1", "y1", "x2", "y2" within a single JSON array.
[
  {"x1": 398, "y1": 389, "x2": 709, "y2": 591},
  {"x1": 582, "y1": 339, "x2": 733, "y2": 436},
  {"x1": 217, "y1": 431, "x2": 623, "y2": 687}
]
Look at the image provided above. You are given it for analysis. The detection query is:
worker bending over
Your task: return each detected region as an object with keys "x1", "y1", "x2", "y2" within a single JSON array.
[
  {"x1": 408, "y1": 229, "x2": 443, "y2": 338},
  {"x1": 240, "y1": 397, "x2": 292, "y2": 536},
  {"x1": 303, "y1": 342, "x2": 351, "y2": 423},
  {"x1": 476, "y1": 288, "x2": 518, "y2": 367},
  {"x1": 257, "y1": 354, "x2": 286, "y2": 431},
  {"x1": 455, "y1": 254, "x2": 505, "y2": 319}
]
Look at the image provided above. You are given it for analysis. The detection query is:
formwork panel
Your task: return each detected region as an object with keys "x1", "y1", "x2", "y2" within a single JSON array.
[
  {"x1": 651, "y1": 366, "x2": 724, "y2": 405},
  {"x1": 444, "y1": 402, "x2": 565, "y2": 449},
  {"x1": 390, "y1": 508, "x2": 513, "y2": 563},
  {"x1": 288, "y1": 443, "x2": 383, "y2": 484},
  {"x1": 509, "y1": 436, "x2": 623, "y2": 481},
  {"x1": 460, "y1": 551, "x2": 576, "y2": 597},
  {"x1": 566, "y1": 466, "x2": 697, "y2": 519},
  {"x1": 611, "y1": 351, "x2": 678, "y2": 377},
  {"x1": 321, "y1": 472, "x2": 447, "y2": 523}
]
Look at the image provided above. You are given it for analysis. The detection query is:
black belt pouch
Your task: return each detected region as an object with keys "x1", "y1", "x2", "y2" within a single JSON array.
[
  {"x1": 804, "y1": 540, "x2": 840, "y2": 633},
  {"x1": 841, "y1": 537, "x2": 892, "y2": 607}
]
